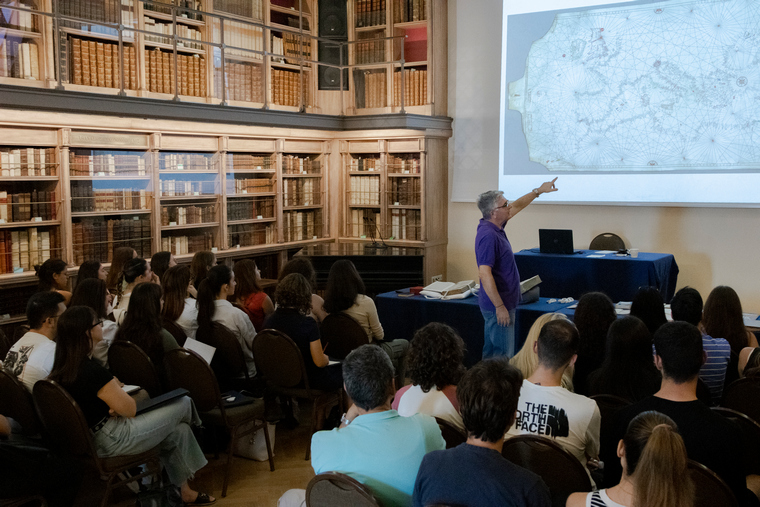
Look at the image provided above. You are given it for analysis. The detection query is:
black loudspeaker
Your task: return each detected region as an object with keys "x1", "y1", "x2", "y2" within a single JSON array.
[
  {"x1": 318, "y1": 40, "x2": 349, "y2": 90},
  {"x1": 318, "y1": 0, "x2": 348, "y2": 39}
]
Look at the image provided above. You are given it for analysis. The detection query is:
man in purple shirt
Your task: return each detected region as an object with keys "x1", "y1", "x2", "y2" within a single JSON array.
[{"x1": 475, "y1": 178, "x2": 558, "y2": 358}]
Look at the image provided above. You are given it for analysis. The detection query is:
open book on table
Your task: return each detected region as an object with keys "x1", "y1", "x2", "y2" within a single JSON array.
[{"x1": 421, "y1": 280, "x2": 477, "y2": 299}]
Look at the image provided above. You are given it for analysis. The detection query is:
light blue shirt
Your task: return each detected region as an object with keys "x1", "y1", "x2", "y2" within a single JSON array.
[{"x1": 311, "y1": 410, "x2": 445, "y2": 507}]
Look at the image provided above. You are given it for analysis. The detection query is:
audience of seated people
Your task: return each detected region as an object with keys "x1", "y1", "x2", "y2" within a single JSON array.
[
  {"x1": 572, "y1": 292, "x2": 617, "y2": 395},
  {"x1": 323, "y1": 258, "x2": 409, "y2": 388},
  {"x1": 630, "y1": 286, "x2": 668, "y2": 336},
  {"x1": 511, "y1": 312, "x2": 575, "y2": 391},
  {"x1": 506, "y1": 319, "x2": 602, "y2": 485},
  {"x1": 279, "y1": 344, "x2": 446, "y2": 507},
  {"x1": 587, "y1": 316, "x2": 660, "y2": 402},
  {"x1": 70, "y1": 278, "x2": 118, "y2": 367},
  {"x1": 233, "y1": 259, "x2": 274, "y2": 331},
  {"x1": 413, "y1": 358, "x2": 551, "y2": 506},
  {"x1": 161, "y1": 264, "x2": 198, "y2": 341},
  {"x1": 105, "y1": 246, "x2": 137, "y2": 292},
  {"x1": 278, "y1": 256, "x2": 327, "y2": 322},
  {"x1": 670, "y1": 286, "x2": 731, "y2": 404},
  {"x1": 393, "y1": 322, "x2": 467, "y2": 432},
  {"x1": 151, "y1": 250, "x2": 177, "y2": 283},
  {"x1": 34, "y1": 258, "x2": 72, "y2": 306}
]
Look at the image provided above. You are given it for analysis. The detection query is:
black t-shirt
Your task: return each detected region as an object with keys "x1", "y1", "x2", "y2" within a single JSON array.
[{"x1": 64, "y1": 358, "x2": 114, "y2": 429}]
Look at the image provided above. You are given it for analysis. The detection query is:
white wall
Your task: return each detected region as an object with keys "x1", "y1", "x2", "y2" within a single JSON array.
[{"x1": 447, "y1": 0, "x2": 760, "y2": 310}]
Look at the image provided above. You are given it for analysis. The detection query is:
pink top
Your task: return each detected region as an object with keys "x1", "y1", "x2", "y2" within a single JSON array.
[{"x1": 243, "y1": 291, "x2": 268, "y2": 331}]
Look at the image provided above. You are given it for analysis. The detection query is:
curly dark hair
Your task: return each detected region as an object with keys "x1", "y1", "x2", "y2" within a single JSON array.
[
  {"x1": 407, "y1": 322, "x2": 466, "y2": 392},
  {"x1": 274, "y1": 273, "x2": 312, "y2": 315}
]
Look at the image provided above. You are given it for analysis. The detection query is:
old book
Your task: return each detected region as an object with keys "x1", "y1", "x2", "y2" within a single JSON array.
[
  {"x1": 129, "y1": 46, "x2": 137, "y2": 90},
  {"x1": 88, "y1": 41, "x2": 98, "y2": 87},
  {"x1": 104, "y1": 40, "x2": 112, "y2": 87},
  {"x1": 162, "y1": 50, "x2": 170, "y2": 94},
  {"x1": 96, "y1": 42, "x2": 105, "y2": 87},
  {"x1": 80, "y1": 39, "x2": 90, "y2": 86}
]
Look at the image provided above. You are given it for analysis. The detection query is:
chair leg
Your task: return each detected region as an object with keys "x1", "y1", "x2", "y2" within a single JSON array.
[
  {"x1": 101, "y1": 475, "x2": 114, "y2": 507},
  {"x1": 306, "y1": 402, "x2": 318, "y2": 461},
  {"x1": 262, "y1": 421, "x2": 275, "y2": 472},
  {"x1": 222, "y1": 425, "x2": 238, "y2": 498}
]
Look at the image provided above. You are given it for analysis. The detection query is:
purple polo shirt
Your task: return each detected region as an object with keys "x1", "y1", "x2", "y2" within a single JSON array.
[{"x1": 475, "y1": 219, "x2": 520, "y2": 312}]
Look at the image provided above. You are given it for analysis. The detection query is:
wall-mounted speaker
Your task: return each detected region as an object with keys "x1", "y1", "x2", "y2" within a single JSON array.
[
  {"x1": 318, "y1": 41, "x2": 349, "y2": 90},
  {"x1": 318, "y1": 0, "x2": 348, "y2": 39}
]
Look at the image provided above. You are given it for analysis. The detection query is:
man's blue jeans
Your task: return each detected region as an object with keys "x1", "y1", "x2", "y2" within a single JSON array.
[{"x1": 481, "y1": 307, "x2": 516, "y2": 359}]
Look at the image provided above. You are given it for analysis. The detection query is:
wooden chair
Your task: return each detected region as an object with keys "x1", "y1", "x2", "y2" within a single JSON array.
[
  {"x1": 1, "y1": 495, "x2": 47, "y2": 507},
  {"x1": 253, "y1": 329, "x2": 343, "y2": 460},
  {"x1": 163, "y1": 348, "x2": 273, "y2": 497},
  {"x1": 722, "y1": 377, "x2": 760, "y2": 424},
  {"x1": 32, "y1": 380, "x2": 161, "y2": 507},
  {"x1": 306, "y1": 472, "x2": 380, "y2": 507},
  {"x1": 162, "y1": 318, "x2": 188, "y2": 347},
  {"x1": 107, "y1": 340, "x2": 164, "y2": 398},
  {"x1": 0, "y1": 369, "x2": 42, "y2": 436},
  {"x1": 688, "y1": 459, "x2": 738, "y2": 507},
  {"x1": 589, "y1": 233, "x2": 625, "y2": 251},
  {"x1": 712, "y1": 406, "x2": 760, "y2": 475},
  {"x1": 502, "y1": 435, "x2": 592, "y2": 507},
  {"x1": 196, "y1": 322, "x2": 252, "y2": 393},
  {"x1": 320, "y1": 313, "x2": 370, "y2": 360},
  {"x1": 434, "y1": 417, "x2": 467, "y2": 449}
]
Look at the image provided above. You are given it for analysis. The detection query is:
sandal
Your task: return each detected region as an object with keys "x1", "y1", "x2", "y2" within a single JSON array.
[{"x1": 186, "y1": 492, "x2": 216, "y2": 505}]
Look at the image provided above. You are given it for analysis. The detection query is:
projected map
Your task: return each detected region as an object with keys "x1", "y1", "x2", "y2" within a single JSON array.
[{"x1": 508, "y1": 0, "x2": 760, "y2": 171}]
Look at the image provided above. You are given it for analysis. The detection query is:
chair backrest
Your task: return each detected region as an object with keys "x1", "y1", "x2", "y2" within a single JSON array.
[
  {"x1": 162, "y1": 318, "x2": 187, "y2": 347},
  {"x1": 434, "y1": 417, "x2": 467, "y2": 449},
  {"x1": 32, "y1": 379, "x2": 98, "y2": 461},
  {"x1": 196, "y1": 322, "x2": 249, "y2": 390},
  {"x1": 722, "y1": 377, "x2": 760, "y2": 424},
  {"x1": 253, "y1": 329, "x2": 308, "y2": 389},
  {"x1": 501, "y1": 435, "x2": 592, "y2": 505},
  {"x1": 0, "y1": 368, "x2": 41, "y2": 435},
  {"x1": 0, "y1": 327, "x2": 14, "y2": 361},
  {"x1": 688, "y1": 459, "x2": 738, "y2": 507},
  {"x1": 319, "y1": 313, "x2": 370, "y2": 360},
  {"x1": 163, "y1": 348, "x2": 222, "y2": 413},
  {"x1": 712, "y1": 406, "x2": 760, "y2": 475},
  {"x1": 306, "y1": 472, "x2": 380, "y2": 507},
  {"x1": 589, "y1": 233, "x2": 625, "y2": 251},
  {"x1": 108, "y1": 340, "x2": 164, "y2": 398}
]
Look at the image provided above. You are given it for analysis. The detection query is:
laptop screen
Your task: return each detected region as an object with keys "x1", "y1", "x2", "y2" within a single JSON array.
[{"x1": 539, "y1": 229, "x2": 574, "y2": 254}]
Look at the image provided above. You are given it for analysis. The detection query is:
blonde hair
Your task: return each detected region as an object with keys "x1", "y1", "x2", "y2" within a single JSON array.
[{"x1": 510, "y1": 313, "x2": 574, "y2": 391}]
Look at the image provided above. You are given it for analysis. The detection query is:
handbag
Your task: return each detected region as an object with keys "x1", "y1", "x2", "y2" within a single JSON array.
[{"x1": 234, "y1": 420, "x2": 276, "y2": 461}]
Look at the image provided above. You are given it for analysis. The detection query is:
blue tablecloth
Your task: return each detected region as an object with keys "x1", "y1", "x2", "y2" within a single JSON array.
[
  {"x1": 514, "y1": 250, "x2": 679, "y2": 302},
  {"x1": 375, "y1": 292, "x2": 575, "y2": 367}
]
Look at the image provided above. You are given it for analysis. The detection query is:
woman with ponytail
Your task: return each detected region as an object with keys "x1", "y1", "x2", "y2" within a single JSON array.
[
  {"x1": 196, "y1": 264, "x2": 257, "y2": 377},
  {"x1": 35, "y1": 258, "x2": 72, "y2": 306},
  {"x1": 190, "y1": 251, "x2": 216, "y2": 297},
  {"x1": 106, "y1": 246, "x2": 136, "y2": 292},
  {"x1": 112, "y1": 258, "x2": 156, "y2": 323},
  {"x1": 162, "y1": 264, "x2": 198, "y2": 340},
  {"x1": 567, "y1": 411, "x2": 693, "y2": 507}
]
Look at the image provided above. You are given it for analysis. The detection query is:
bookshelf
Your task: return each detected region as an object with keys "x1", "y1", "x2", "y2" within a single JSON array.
[
  {"x1": 0, "y1": 0, "x2": 46, "y2": 84},
  {"x1": 225, "y1": 150, "x2": 277, "y2": 248},
  {"x1": 343, "y1": 150, "x2": 382, "y2": 240},
  {"x1": 281, "y1": 146, "x2": 326, "y2": 244}
]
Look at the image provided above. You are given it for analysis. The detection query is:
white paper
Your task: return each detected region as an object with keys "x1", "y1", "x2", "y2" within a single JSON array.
[
  {"x1": 122, "y1": 384, "x2": 141, "y2": 394},
  {"x1": 593, "y1": 250, "x2": 617, "y2": 254},
  {"x1": 586, "y1": 254, "x2": 606, "y2": 258},
  {"x1": 184, "y1": 338, "x2": 216, "y2": 364},
  {"x1": 328, "y1": 360, "x2": 341, "y2": 366}
]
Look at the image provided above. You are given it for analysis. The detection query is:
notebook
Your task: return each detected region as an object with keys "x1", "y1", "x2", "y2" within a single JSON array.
[
  {"x1": 539, "y1": 229, "x2": 575, "y2": 254},
  {"x1": 135, "y1": 388, "x2": 189, "y2": 415}
]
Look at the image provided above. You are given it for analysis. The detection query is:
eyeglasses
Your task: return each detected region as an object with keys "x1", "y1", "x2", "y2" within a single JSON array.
[
  {"x1": 495, "y1": 200, "x2": 510, "y2": 210},
  {"x1": 89, "y1": 319, "x2": 104, "y2": 330}
]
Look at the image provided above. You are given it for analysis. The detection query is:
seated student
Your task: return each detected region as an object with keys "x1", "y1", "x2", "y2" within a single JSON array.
[
  {"x1": 587, "y1": 316, "x2": 660, "y2": 402},
  {"x1": 34, "y1": 258, "x2": 72, "y2": 306},
  {"x1": 162, "y1": 264, "x2": 198, "y2": 341},
  {"x1": 190, "y1": 250, "x2": 216, "y2": 297},
  {"x1": 323, "y1": 259, "x2": 409, "y2": 388},
  {"x1": 105, "y1": 246, "x2": 137, "y2": 293},
  {"x1": 670, "y1": 286, "x2": 730, "y2": 404},
  {"x1": 151, "y1": 251, "x2": 176, "y2": 284},
  {"x1": 393, "y1": 322, "x2": 466, "y2": 433},
  {"x1": 630, "y1": 286, "x2": 668, "y2": 336},
  {"x1": 278, "y1": 256, "x2": 327, "y2": 323},
  {"x1": 573, "y1": 292, "x2": 617, "y2": 395},
  {"x1": 3, "y1": 291, "x2": 66, "y2": 391},
  {"x1": 264, "y1": 273, "x2": 342, "y2": 391},
  {"x1": 70, "y1": 278, "x2": 118, "y2": 367},
  {"x1": 606, "y1": 321, "x2": 757, "y2": 505},
  {"x1": 506, "y1": 319, "x2": 601, "y2": 485},
  {"x1": 197, "y1": 264, "x2": 257, "y2": 378},
  {"x1": 279, "y1": 345, "x2": 445, "y2": 507},
  {"x1": 76, "y1": 259, "x2": 107, "y2": 287},
  {"x1": 112, "y1": 257, "x2": 157, "y2": 324},
  {"x1": 50, "y1": 306, "x2": 214, "y2": 505},
  {"x1": 567, "y1": 411, "x2": 693, "y2": 507},
  {"x1": 234, "y1": 259, "x2": 274, "y2": 332},
  {"x1": 511, "y1": 313, "x2": 575, "y2": 391},
  {"x1": 412, "y1": 359, "x2": 551, "y2": 507},
  {"x1": 739, "y1": 346, "x2": 760, "y2": 377}
]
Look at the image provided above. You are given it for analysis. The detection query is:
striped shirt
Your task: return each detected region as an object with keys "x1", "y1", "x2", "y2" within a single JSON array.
[
  {"x1": 588, "y1": 490, "x2": 626, "y2": 507},
  {"x1": 700, "y1": 334, "x2": 731, "y2": 404}
]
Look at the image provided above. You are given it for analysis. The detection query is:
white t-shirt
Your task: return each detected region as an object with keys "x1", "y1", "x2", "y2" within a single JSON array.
[
  {"x1": 396, "y1": 385, "x2": 465, "y2": 433},
  {"x1": 176, "y1": 297, "x2": 199, "y2": 340},
  {"x1": 91, "y1": 320, "x2": 119, "y2": 367},
  {"x1": 3, "y1": 331, "x2": 57, "y2": 392},
  {"x1": 212, "y1": 299, "x2": 257, "y2": 377},
  {"x1": 507, "y1": 379, "x2": 601, "y2": 482}
]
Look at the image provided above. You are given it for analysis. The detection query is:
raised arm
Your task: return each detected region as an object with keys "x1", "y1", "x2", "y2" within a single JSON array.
[{"x1": 508, "y1": 178, "x2": 558, "y2": 219}]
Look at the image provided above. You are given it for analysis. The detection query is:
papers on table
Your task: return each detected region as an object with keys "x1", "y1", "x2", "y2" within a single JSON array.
[
  {"x1": 586, "y1": 254, "x2": 606, "y2": 258},
  {"x1": 593, "y1": 250, "x2": 618, "y2": 254},
  {"x1": 421, "y1": 280, "x2": 477, "y2": 300},
  {"x1": 743, "y1": 313, "x2": 760, "y2": 328},
  {"x1": 184, "y1": 338, "x2": 216, "y2": 364}
]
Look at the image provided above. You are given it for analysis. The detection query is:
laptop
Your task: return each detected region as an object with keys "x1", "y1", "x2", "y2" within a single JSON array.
[{"x1": 539, "y1": 229, "x2": 575, "y2": 254}]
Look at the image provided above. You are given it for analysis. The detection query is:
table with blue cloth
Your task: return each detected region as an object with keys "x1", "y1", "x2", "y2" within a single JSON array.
[
  {"x1": 375, "y1": 293, "x2": 575, "y2": 367},
  {"x1": 514, "y1": 250, "x2": 679, "y2": 302}
]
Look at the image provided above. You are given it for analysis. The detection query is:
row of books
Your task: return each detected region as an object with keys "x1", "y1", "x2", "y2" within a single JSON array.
[
  {"x1": 349, "y1": 175, "x2": 380, "y2": 205},
  {"x1": 389, "y1": 177, "x2": 421, "y2": 205},
  {"x1": 213, "y1": 19, "x2": 263, "y2": 59},
  {"x1": 161, "y1": 204, "x2": 215, "y2": 226},
  {"x1": 161, "y1": 232, "x2": 213, "y2": 255},
  {"x1": 227, "y1": 153, "x2": 274, "y2": 171},
  {"x1": 160, "y1": 179, "x2": 216, "y2": 196},
  {"x1": 348, "y1": 157, "x2": 380, "y2": 172},
  {"x1": 347, "y1": 208, "x2": 381, "y2": 238},
  {"x1": 72, "y1": 218, "x2": 152, "y2": 264},
  {"x1": 213, "y1": 0, "x2": 263, "y2": 21},
  {"x1": 389, "y1": 208, "x2": 420, "y2": 240},
  {"x1": 354, "y1": 39, "x2": 385, "y2": 65},
  {"x1": 282, "y1": 209, "x2": 322, "y2": 243},
  {"x1": 228, "y1": 223, "x2": 274, "y2": 247},
  {"x1": 388, "y1": 154, "x2": 421, "y2": 173},
  {"x1": 393, "y1": 68, "x2": 427, "y2": 107},
  {"x1": 159, "y1": 153, "x2": 213, "y2": 171},
  {"x1": 144, "y1": 0, "x2": 203, "y2": 21},
  {"x1": 143, "y1": 17, "x2": 203, "y2": 50},
  {"x1": 278, "y1": 32, "x2": 312, "y2": 65},
  {"x1": 0, "y1": 40, "x2": 40, "y2": 80},
  {"x1": 0, "y1": 284, "x2": 37, "y2": 317},
  {"x1": 283, "y1": 155, "x2": 319, "y2": 174},
  {"x1": 272, "y1": 68, "x2": 310, "y2": 107},
  {"x1": 0, "y1": 228, "x2": 58, "y2": 274},
  {"x1": 283, "y1": 178, "x2": 320, "y2": 207},
  {"x1": 227, "y1": 177, "x2": 273, "y2": 194},
  {"x1": 67, "y1": 37, "x2": 138, "y2": 90},
  {"x1": 146, "y1": 49, "x2": 207, "y2": 97},
  {"x1": 355, "y1": 0, "x2": 386, "y2": 28},
  {"x1": 359, "y1": 69, "x2": 387, "y2": 109},
  {"x1": 59, "y1": 0, "x2": 137, "y2": 35},
  {"x1": 0, "y1": 191, "x2": 57, "y2": 222},
  {"x1": 227, "y1": 197, "x2": 275, "y2": 221},
  {"x1": 70, "y1": 184, "x2": 149, "y2": 213},
  {"x1": 393, "y1": 0, "x2": 426, "y2": 23},
  {"x1": 216, "y1": 61, "x2": 264, "y2": 103},
  {"x1": 69, "y1": 152, "x2": 147, "y2": 176},
  {"x1": 1, "y1": 148, "x2": 56, "y2": 176},
  {"x1": 0, "y1": 2, "x2": 37, "y2": 32}
]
